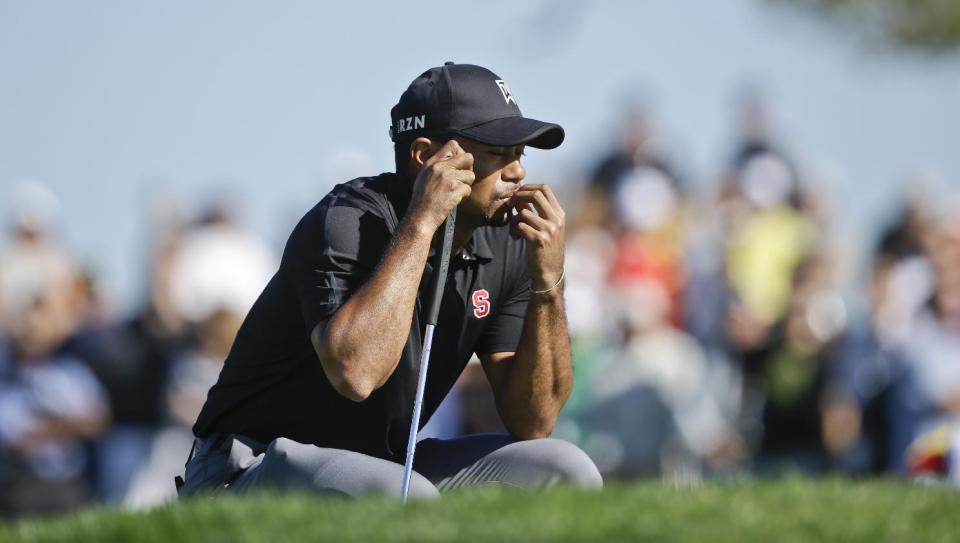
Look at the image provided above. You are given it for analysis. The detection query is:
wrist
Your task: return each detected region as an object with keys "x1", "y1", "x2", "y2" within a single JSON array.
[
  {"x1": 530, "y1": 287, "x2": 564, "y2": 303},
  {"x1": 400, "y1": 210, "x2": 438, "y2": 241},
  {"x1": 531, "y1": 269, "x2": 565, "y2": 296}
]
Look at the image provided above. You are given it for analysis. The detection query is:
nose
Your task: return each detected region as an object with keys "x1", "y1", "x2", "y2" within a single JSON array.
[{"x1": 502, "y1": 159, "x2": 525, "y2": 183}]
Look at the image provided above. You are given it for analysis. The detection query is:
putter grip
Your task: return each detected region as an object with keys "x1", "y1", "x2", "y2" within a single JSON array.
[{"x1": 424, "y1": 209, "x2": 456, "y2": 326}]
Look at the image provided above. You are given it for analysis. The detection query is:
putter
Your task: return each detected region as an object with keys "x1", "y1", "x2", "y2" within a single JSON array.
[{"x1": 401, "y1": 209, "x2": 457, "y2": 501}]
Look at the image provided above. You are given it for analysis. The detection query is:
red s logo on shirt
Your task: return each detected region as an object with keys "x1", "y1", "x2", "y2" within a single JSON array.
[{"x1": 472, "y1": 289, "x2": 490, "y2": 319}]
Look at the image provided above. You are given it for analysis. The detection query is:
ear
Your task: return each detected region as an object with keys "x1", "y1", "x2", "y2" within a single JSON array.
[{"x1": 409, "y1": 137, "x2": 435, "y2": 168}]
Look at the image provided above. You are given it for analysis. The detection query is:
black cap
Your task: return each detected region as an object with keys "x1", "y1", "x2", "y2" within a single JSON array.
[{"x1": 389, "y1": 62, "x2": 564, "y2": 149}]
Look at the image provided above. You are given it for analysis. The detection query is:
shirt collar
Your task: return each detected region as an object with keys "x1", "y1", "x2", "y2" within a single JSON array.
[
  {"x1": 461, "y1": 228, "x2": 494, "y2": 262},
  {"x1": 391, "y1": 171, "x2": 495, "y2": 262},
  {"x1": 425, "y1": 226, "x2": 496, "y2": 264}
]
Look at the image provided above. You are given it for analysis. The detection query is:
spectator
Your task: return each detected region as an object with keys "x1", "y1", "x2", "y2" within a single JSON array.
[
  {"x1": 0, "y1": 182, "x2": 74, "y2": 334},
  {"x1": 168, "y1": 199, "x2": 277, "y2": 324},
  {"x1": 0, "y1": 282, "x2": 110, "y2": 517},
  {"x1": 73, "y1": 235, "x2": 195, "y2": 504},
  {"x1": 745, "y1": 257, "x2": 849, "y2": 474},
  {"x1": 124, "y1": 306, "x2": 240, "y2": 509},
  {"x1": 892, "y1": 215, "x2": 960, "y2": 471},
  {"x1": 588, "y1": 280, "x2": 738, "y2": 479},
  {"x1": 590, "y1": 103, "x2": 676, "y2": 194}
]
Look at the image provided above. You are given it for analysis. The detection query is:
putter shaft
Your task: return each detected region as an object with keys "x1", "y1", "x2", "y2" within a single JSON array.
[
  {"x1": 401, "y1": 210, "x2": 456, "y2": 501},
  {"x1": 401, "y1": 324, "x2": 435, "y2": 500}
]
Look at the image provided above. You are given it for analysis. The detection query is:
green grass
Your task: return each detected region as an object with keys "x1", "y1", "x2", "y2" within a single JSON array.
[{"x1": 2, "y1": 479, "x2": 959, "y2": 542}]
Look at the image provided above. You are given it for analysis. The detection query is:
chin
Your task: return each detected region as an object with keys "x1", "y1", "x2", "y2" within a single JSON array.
[{"x1": 484, "y1": 207, "x2": 511, "y2": 227}]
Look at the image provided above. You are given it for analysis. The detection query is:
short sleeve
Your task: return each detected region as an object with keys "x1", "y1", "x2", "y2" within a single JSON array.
[
  {"x1": 285, "y1": 201, "x2": 390, "y2": 334},
  {"x1": 474, "y1": 266, "x2": 531, "y2": 355}
]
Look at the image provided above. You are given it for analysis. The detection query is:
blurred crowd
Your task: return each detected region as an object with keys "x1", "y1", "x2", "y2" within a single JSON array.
[
  {"x1": 3, "y1": 93, "x2": 960, "y2": 519},
  {"x1": 547, "y1": 94, "x2": 960, "y2": 484},
  {"x1": 0, "y1": 187, "x2": 275, "y2": 518}
]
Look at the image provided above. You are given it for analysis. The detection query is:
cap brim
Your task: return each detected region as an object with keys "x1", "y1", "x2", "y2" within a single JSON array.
[{"x1": 456, "y1": 116, "x2": 565, "y2": 149}]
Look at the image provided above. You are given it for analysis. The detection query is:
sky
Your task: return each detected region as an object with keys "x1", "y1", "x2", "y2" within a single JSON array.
[{"x1": 2, "y1": 0, "x2": 960, "y2": 310}]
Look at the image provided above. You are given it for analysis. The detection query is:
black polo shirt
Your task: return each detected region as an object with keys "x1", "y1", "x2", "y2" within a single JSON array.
[{"x1": 193, "y1": 173, "x2": 531, "y2": 460}]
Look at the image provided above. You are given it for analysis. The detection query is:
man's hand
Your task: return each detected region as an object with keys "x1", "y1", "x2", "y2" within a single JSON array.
[
  {"x1": 484, "y1": 182, "x2": 572, "y2": 439},
  {"x1": 314, "y1": 140, "x2": 474, "y2": 401},
  {"x1": 408, "y1": 139, "x2": 475, "y2": 232},
  {"x1": 509, "y1": 184, "x2": 565, "y2": 291}
]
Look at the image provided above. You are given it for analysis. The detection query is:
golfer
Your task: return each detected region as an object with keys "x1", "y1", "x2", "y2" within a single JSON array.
[{"x1": 178, "y1": 62, "x2": 602, "y2": 498}]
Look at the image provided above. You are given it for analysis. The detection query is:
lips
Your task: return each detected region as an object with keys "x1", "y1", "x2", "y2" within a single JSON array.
[{"x1": 495, "y1": 190, "x2": 518, "y2": 203}]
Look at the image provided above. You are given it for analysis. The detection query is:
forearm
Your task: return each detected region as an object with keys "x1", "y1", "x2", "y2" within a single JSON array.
[
  {"x1": 314, "y1": 214, "x2": 434, "y2": 401},
  {"x1": 495, "y1": 288, "x2": 573, "y2": 438},
  {"x1": 313, "y1": 140, "x2": 473, "y2": 401}
]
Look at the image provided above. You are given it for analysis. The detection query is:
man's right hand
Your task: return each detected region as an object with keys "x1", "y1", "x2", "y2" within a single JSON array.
[
  {"x1": 315, "y1": 138, "x2": 474, "y2": 402},
  {"x1": 408, "y1": 139, "x2": 475, "y2": 231}
]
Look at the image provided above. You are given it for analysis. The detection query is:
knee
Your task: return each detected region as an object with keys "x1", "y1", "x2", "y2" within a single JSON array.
[
  {"x1": 533, "y1": 438, "x2": 604, "y2": 490},
  {"x1": 270, "y1": 438, "x2": 317, "y2": 468},
  {"x1": 262, "y1": 438, "x2": 327, "y2": 487}
]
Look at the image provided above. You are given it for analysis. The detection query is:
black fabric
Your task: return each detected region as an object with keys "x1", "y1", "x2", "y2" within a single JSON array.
[
  {"x1": 458, "y1": 116, "x2": 564, "y2": 150},
  {"x1": 389, "y1": 63, "x2": 564, "y2": 149},
  {"x1": 193, "y1": 173, "x2": 530, "y2": 461}
]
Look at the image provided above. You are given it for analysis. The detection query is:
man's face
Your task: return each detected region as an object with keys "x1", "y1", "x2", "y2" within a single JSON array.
[{"x1": 449, "y1": 138, "x2": 526, "y2": 227}]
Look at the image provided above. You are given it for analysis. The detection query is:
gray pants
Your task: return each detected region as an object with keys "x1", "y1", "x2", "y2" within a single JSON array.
[{"x1": 178, "y1": 433, "x2": 602, "y2": 499}]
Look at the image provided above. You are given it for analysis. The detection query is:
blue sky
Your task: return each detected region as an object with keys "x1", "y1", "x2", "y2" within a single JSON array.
[{"x1": 2, "y1": 0, "x2": 959, "y2": 309}]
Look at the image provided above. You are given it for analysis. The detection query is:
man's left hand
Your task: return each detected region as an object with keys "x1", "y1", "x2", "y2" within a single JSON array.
[{"x1": 509, "y1": 184, "x2": 565, "y2": 291}]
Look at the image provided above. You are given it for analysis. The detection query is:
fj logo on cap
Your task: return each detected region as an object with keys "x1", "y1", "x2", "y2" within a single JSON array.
[
  {"x1": 395, "y1": 115, "x2": 426, "y2": 135},
  {"x1": 494, "y1": 80, "x2": 516, "y2": 105}
]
